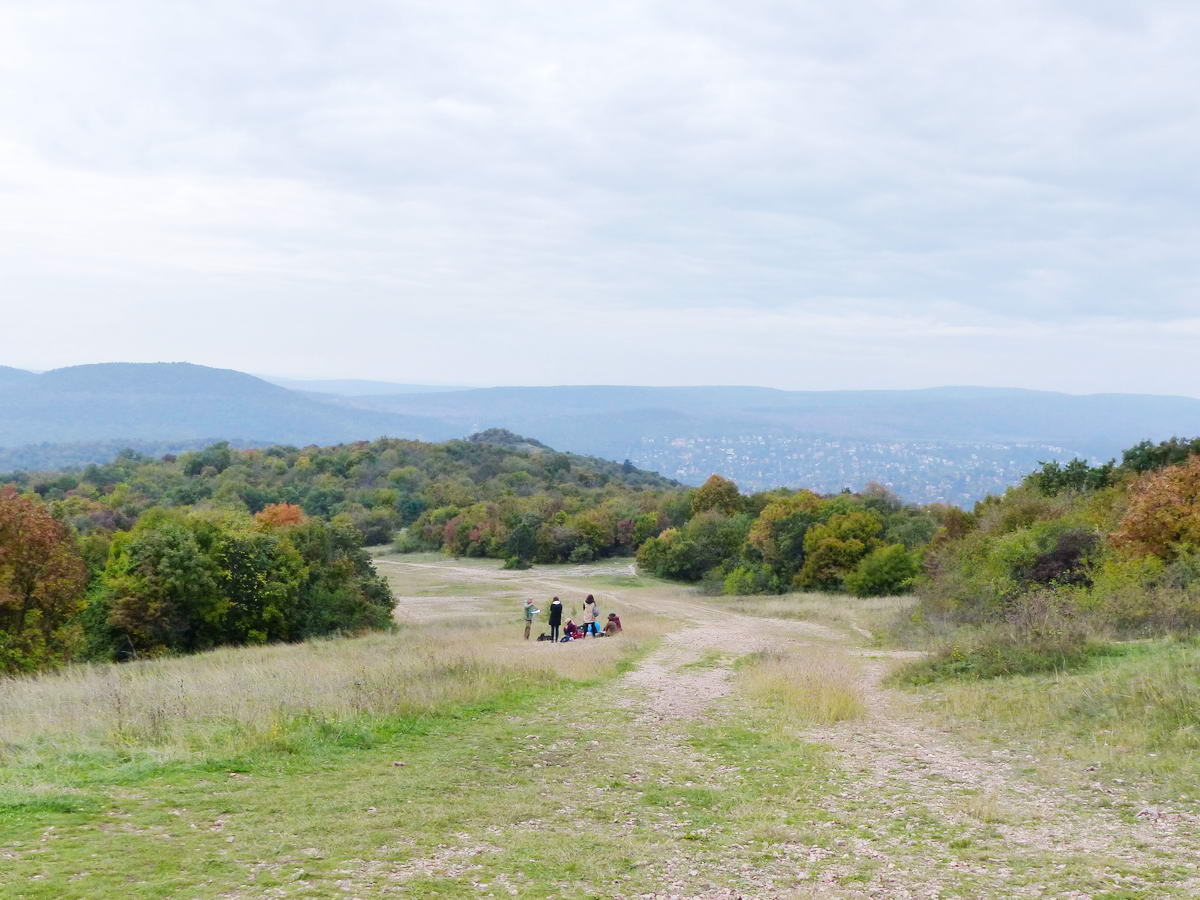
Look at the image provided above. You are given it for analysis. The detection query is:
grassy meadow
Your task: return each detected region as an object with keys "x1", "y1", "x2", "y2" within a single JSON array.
[
  {"x1": 0, "y1": 560, "x2": 668, "y2": 898},
  {"x1": 2, "y1": 553, "x2": 1198, "y2": 897}
]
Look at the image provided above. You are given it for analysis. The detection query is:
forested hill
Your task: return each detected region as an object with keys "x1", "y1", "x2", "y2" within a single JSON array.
[
  {"x1": 2, "y1": 431, "x2": 679, "y2": 548},
  {"x1": 0, "y1": 362, "x2": 455, "y2": 448},
  {"x1": 332, "y1": 384, "x2": 1200, "y2": 502}
]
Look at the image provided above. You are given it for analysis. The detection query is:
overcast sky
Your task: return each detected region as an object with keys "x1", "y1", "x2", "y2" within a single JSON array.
[{"x1": 3, "y1": 1, "x2": 1199, "y2": 393}]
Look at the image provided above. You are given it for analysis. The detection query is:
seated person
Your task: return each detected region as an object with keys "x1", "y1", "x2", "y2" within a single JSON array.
[
  {"x1": 602, "y1": 613, "x2": 622, "y2": 636},
  {"x1": 562, "y1": 619, "x2": 584, "y2": 641}
]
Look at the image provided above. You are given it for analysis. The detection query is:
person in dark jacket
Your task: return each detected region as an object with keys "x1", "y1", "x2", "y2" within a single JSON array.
[{"x1": 547, "y1": 596, "x2": 563, "y2": 643}]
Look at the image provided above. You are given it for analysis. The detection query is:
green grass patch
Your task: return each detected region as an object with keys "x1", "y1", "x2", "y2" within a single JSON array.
[
  {"x1": 918, "y1": 637, "x2": 1200, "y2": 802},
  {"x1": 891, "y1": 629, "x2": 1124, "y2": 684},
  {"x1": 0, "y1": 650, "x2": 659, "y2": 898},
  {"x1": 678, "y1": 649, "x2": 726, "y2": 670}
]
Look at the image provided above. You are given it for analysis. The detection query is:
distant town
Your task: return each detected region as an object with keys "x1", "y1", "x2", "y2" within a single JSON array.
[{"x1": 627, "y1": 435, "x2": 1089, "y2": 505}]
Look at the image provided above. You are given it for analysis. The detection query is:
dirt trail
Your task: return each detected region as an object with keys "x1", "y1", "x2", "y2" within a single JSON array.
[{"x1": 374, "y1": 558, "x2": 1200, "y2": 897}]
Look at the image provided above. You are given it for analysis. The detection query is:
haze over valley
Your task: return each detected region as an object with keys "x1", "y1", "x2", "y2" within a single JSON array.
[{"x1": 6, "y1": 362, "x2": 1200, "y2": 504}]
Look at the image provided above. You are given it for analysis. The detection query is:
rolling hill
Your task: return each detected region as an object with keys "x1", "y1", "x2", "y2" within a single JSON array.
[{"x1": 0, "y1": 363, "x2": 456, "y2": 450}]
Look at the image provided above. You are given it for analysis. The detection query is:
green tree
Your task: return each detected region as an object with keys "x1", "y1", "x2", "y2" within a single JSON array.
[
  {"x1": 691, "y1": 474, "x2": 742, "y2": 516},
  {"x1": 504, "y1": 514, "x2": 539, "y2": 566},
  {"x1": 282, "y1": 518, "x2": 393, "y2": 637},
  {"x1": 795, "y1": 511, "x2": 884, "y2": 591},
  {"x1": 632, "y1": 512, "x2": 660, "y2": 547},
  {"x1": 745, "y1": 490, "x2": 822, "y2": 578},
  {"x1": 103, "y1": 512, "x2": 224, "y2": 655},
  {"x1": 844, "y1": 544, "x2": 920, "y2": 597},
  {"x1": 212, "y1": 529, "x2": 305, "y2": 644}
]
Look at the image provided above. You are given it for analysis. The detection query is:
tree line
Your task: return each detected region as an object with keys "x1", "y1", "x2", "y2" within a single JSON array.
[
  {"x1": 0, "y1": 488, "x2": 391, "y2": 674},
  {"x1": 0, "y1": 431, "x2": 678, "y2": 673}
]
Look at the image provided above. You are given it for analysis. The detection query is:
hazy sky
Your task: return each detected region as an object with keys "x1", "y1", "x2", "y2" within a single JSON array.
[{"x1": 3, "y1": 1, "x2": 1199, "y2": 393}]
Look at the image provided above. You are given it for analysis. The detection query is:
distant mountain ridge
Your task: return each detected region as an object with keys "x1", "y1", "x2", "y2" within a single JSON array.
[
  {"x1": 262, "y1": 376, "x2": 472, "y2": 396},
  {"x1": 0, "y1": 362, "x2": 456, "y2": 449},
  {"x1": 6, "y1": 362, "x2": 1200, "y2": 503},
  {"x1": 0, "y1": 366, "x2": 34, "y2": 384}
]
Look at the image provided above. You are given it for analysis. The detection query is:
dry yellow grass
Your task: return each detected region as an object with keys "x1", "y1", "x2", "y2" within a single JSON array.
[
  {"x1": 0, "y1": 615, "x2": 667, "y2": 756},
  {"x1": 737, "y1": 645, "x2": 865, "y2": 725},
  {"x1": 719, "y1": 592, "x2": 915, "y2": 639}
]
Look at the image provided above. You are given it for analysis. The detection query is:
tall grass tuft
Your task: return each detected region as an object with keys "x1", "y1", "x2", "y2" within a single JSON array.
[{"x1": 738, "y1": 647, "x2": 864, "y2": 725}]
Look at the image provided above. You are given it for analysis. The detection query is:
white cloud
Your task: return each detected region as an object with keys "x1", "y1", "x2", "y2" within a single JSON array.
[{"x1": 2, "y1": 0, "x2": 1199, "y2": 392}]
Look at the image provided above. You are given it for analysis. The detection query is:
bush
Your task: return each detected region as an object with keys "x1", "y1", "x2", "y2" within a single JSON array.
[
  {"x1": 896, "y1": 630, "x2": 1115, "y2": 684},
  {"x1": 722, "y1": 563, "x2": 783, "y2": 595},
  {"x1": 794, "y1": 511, "x2": 884, "y2": 590},
  {"x1": 635, "y1": 512, "x2": 752, "y2": 582},
  {"x1": 1023, "y1": 528, "x2": 1099, "y2": 587},
  {"x1": 1084, "y1": 553, "x2": 1200, "y2": 635},
  {"x1": 1113, "y1": 456, "x2": 1200, "y2": 560},
  {"x1": 392, "y1": 528, "x2": 431, "y2": 554},
  {"x1": 844, "y1": 544, "x2": 919, "y2": 597},
  {"x1": 894, "y1": 595, "x2": 1111, "y2": 683}
]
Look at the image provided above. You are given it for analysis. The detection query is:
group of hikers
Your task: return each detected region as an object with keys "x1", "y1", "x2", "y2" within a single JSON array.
[{"x1": 523, "y1": 594, "x2": 622, "y2": 642}]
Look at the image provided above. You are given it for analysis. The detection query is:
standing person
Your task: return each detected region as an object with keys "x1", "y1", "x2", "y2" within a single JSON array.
[
  {"x1": 582, "y1": 595, "x2": 600, "y2": 637},
  {"x1": 547, "y1": 596, "x2": 563, "y2": 643},
  {"x1": 523, "y1": 598, "x2": 539, "y2": 640}
]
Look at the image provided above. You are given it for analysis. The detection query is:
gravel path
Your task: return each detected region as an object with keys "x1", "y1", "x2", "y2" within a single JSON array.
[{"x1": 372, "y1": 559, "x2": 1200, "y2": 898}]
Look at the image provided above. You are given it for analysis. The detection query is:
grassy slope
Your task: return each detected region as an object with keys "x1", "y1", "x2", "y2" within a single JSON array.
[
  {"x1": 914, "y1": 638, "x2": 1200, "y2": 804},
  {"x1": 0, "y1": 630, "x2": 664, "y2": 898}
]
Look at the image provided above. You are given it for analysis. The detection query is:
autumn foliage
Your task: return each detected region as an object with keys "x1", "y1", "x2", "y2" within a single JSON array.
[
  {"x1": 0, "y1": 486, "x2": 88, "y2": 671},
  {"x1": 255, "y1": 502, "x2": 306, "y2": 530},
  {"x1": 691, "y1": 474, "x2": 743, "y2": 516},
  {"x1": 919, "y1": 438, "x2": 1200, "y2": 640},
  {"x1": 1112, "y1": 455, "x2": 1200, "y2": 559}
]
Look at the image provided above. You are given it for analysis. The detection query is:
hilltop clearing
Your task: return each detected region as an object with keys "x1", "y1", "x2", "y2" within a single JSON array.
[{"x1": 2, "y1": 556, "x2": 1196, "y2": 897}]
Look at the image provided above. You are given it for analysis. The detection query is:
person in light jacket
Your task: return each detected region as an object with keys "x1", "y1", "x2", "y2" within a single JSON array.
[
  {"x1": 581, "y1": 595, "x2": 600, "y2": 636},
  {"x1": 523, "y1": 598, "x2": 538, "y2": 640}
]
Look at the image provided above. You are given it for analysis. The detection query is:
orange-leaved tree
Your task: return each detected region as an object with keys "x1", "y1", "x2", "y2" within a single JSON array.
[
  {"x1": 1112, "y1": 455, "x2": 1200, "y2": 559},
  {"x1": 0, "y1": 486, "x2": 88, "y2": 672},
  {"x1": 255, "y1": 502, "x2": 307, "y2": 530}
]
